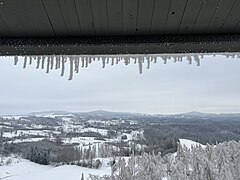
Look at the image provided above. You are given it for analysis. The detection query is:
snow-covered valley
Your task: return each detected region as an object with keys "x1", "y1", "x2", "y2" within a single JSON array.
[{"x1": 2, "y1": 111, "x2": 240, "y2": 179}]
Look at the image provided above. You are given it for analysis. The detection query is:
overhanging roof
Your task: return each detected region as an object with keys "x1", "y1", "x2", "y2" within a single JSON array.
[
  {"x1": 0, "y1": 0, "x2": 239, "y2": 37},
  {"x1": 0, "y1": 0, "x2": 240, "y2": 55}
]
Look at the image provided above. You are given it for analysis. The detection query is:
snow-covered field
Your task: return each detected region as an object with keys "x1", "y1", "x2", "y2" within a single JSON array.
[
  {"x1": 3, "y1": 130, "x2": 59, "y2": 138},
  {"x1": 0, "y1": 157, "x2": 111, "y2": 180},
  {"x1": 62, "y1": 137, "x2": 106, "y2": 145},
  {"x1": 0, "y1": 158, "x2": 51, "y2": 180},
  {"x1": 179, "y1": 139, "x2": 205, "y2": 149}
]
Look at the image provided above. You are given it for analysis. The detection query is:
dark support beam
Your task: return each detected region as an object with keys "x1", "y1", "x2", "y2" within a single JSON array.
[{"x1": 0, "y1": 34, "x2": 240, "y2": 56}]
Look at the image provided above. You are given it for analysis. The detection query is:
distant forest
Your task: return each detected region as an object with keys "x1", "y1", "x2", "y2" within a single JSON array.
[
  {"x1": 1, "y1": 112, "x2": 240, "y2": 164},
  {"x1": 143, "y1": 113, "x2": 240, "y2": 155}
]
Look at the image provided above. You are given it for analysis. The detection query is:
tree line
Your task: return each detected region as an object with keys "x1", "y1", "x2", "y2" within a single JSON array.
[{"x1": 91, "y1": 140, "x2": 240, "y2": 180}]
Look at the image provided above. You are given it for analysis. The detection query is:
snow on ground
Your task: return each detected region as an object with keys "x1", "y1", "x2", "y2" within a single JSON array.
[
  {"x1": 0, "y1": 157, "x2": 111, "y2": 180},
  {"x1": 1, "y1": 116, "x2": 24, "y2": 120},
  {"x1": 5, "y1": 165, "x2": 110, "y2": 180},
  {"x1": 3, "y1": 130, "x2": 50, "y2": 138},
  {"x1": 0, "y1": 158, "x2": 51, "y2": 179},
  {"x1": 179, "y1": 139, "x2": 205, "y2": 149},
  {"x1": 12, "y1": 138, "x2": 45, "y2": 143},
  {"x1": 81, "y1": 127, "x2": 108, "y2": 136},
  {"x1": 63, "y1": 137, "x2": 105, "y2": 146}
]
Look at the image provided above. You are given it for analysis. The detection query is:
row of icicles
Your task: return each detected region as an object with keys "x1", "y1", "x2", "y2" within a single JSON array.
[{"x1": 12, "y1": 53, "x2": 239, "y2": 80}]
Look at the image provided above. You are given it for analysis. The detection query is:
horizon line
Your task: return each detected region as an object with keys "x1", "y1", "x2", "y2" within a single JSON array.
[{"x1": 1, "y1": 110, "x2": 240, "y2": 117}]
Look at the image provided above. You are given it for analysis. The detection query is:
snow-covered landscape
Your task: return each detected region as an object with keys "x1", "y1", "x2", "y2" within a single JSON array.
[
  {"x1": 0, "y1": 139, "x2": 206, "y2": 180},
  {"x1": 2, "y1": 138, "x2": 240, "y2": 180},
  {"x1": 0, "y1": 156, "x2": 111, "y2": 180},
  {"x1": 1, "y1": 54, "x2": 240, "y2": 179},
  {"x1": 1, "y1": 0, "x2": 240, "y2": 176},
  {"x1": 1, "y1": 111, "x2": 240, "y2": 179}
]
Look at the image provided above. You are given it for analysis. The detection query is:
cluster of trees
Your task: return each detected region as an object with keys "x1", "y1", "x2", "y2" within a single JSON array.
[
  {"x1": 29, "y1": 146, "x2": 50, "y2": 165},
  {"x1": 143, "y1": 127, "x2": 178, "y2": 155},
  {"x1": 0, "y1": 129, "x2": 3, "y2": 162},
  {"x1": 1, "y1": 135, "x2": 142, "y2": 168},
  {"x1": 90, "y1": 140, "x2": 240, "y2": 180}
]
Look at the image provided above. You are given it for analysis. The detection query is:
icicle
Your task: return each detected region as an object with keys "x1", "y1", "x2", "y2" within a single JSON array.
[
  {"x1": 138, "y1": 57, "x2": 143, "y2": 74},
  {"x1": 75, "y1": 58, "x2": 80, "y2": 73},
  {"x1": 149, "y1": 56, "x2": 152, "y2": 62},
  {"x1": 55, "y1": 56, "x2": 59, "y2": 69},
  {"x1": 85, "y1": 58, "x2": 88, "y2": 68},
  {"x1": 41, "y1": 56, "x2": 45, "y2": 69},
  {"x1": 14, "y1": 56, "x2": 18, "y2": 65},
  {"x1": 81, "y1": 58, "x2": 84, "y2": 68},
  {"x1": 61, "y1": 57, "x2": 65, "y2": 77},
  {"x1": 29, "y1": 56, "x2": 32, "y2": 65},
  {"x1": 134, "y1": 57, "x2": 137, "y2": 64},
  {"x1": 50, "y1": 56, "x2": 54, "y2": 69},
  {"x1": 68, "y1": 57, "x2": 74, "y2": 81},
  {"x1": 102, "y1": 58, "x2": 106, "y2": 68},
  {"x1": 186, "y1": 56, "x2": 192, "y2": 65},
  {"x1": 147, "y1": 59, "x2": 150, "y2": 69},
  {"x1": 88, "y1": 57, "x2": 92, "y2": 64},
  {"x1": 36, "y1": 57, "x2": 40, "y2": 69},
  {"x1": 11, "y1": 53, "x2": 208, "y2": 81},
  {"x1": 46, "y1": 57, "x2": 50, "y2": 74},
  {"x1": 125, "y1": 56, "x2": 130, "y2": 64},
  {"x1": 23, "y1": 56, "x2": 27, "y2": 69},
  {"x1": 124, "y1": 59, "x2": 128, "y2": 65},
  {"x1": 153, "y1": 56, "x2": 157, "y2": 63},
  {"x1": 161, "y1": 56, "x2": 167, "y2": 64},
  {"x1": 118, "y1": 57, "x2": 122, "y2": 62},
  {"x1": 179, "y1": 56, "x2": 183, "y2": 62},
  {"x1": 173, "y1": 56, "x2": 177, "y2": 63},
  {"x1": 193, "y1": 55, "x2": 200, "y2": 66}
]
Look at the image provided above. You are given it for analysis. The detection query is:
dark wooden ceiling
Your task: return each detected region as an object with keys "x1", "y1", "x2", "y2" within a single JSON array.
[{"x1": 0, "y1": 0, "x2": 239, "y2": 37}]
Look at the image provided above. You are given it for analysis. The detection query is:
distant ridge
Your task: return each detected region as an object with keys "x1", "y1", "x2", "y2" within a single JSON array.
[
  {"x1": 1, "y1": 110, "x2": 240, "y2": 118},
  {"x1": 180, "y1": 111, "x2": 216, "y2": 116}
]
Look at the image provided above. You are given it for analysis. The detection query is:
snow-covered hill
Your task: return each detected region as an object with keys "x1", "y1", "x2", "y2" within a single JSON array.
[
  {"x1": 0, "y1": 157, "x2": 111, "y2": 180},
  {"x1": 179, "y1": 139, "x2": 205, "y2": 149}
]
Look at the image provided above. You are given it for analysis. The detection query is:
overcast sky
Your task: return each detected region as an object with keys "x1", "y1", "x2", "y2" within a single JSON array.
[{"x1": 0, "y1": 54, "x2": 240, "y2": 115}]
